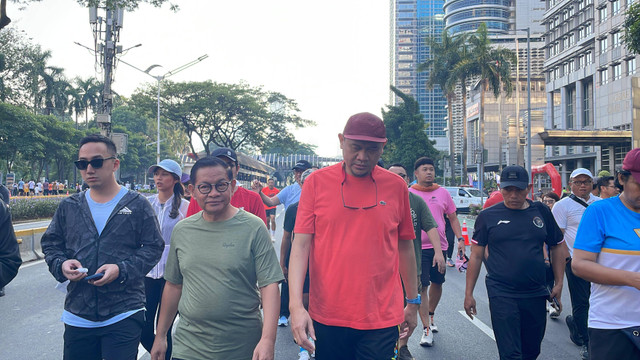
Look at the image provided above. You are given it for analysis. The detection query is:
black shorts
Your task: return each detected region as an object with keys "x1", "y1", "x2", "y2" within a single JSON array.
[
  {"x1": 313, "y1": 321, "x2": 398, "y2": 360},
  {"x1": 420, "y1": 249, "x2": 446, "y2": 287},
  {"x1": 589, "y1": 327, "x2": 640, "y2": 360},
  {"x1": 265, "y1": 208, "x2": 276, "y2": 217}
]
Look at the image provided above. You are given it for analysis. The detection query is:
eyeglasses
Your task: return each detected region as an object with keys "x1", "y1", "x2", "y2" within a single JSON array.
[
  {"x1": 74, "y1": 157, "x2": 116, "y2": 170},
  {"x1": 341, "y1": 178, "x2": 378, "y2": 210},
  {"x1": 196, "y1": 181, "x2": 231, "y2": 195},
  {"x1": 572, "y1": 180, "x2": 592, "y2": 186},
  {"x1": 542, "y1": 199, "x2": 555, "y2": 204}
]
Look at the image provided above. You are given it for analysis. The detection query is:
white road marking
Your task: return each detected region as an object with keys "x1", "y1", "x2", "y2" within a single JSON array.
[
  {"x1": 20, "y1": 259, "x2": 45, "y2": 269},
  {"x1": 458, "y1": 310, "x2": 496, "y2": 341}
]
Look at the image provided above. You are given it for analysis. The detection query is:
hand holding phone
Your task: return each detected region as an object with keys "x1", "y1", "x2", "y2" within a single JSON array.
[{"x1": 85, "y1": 273, "x2": 105, "y2": 281}]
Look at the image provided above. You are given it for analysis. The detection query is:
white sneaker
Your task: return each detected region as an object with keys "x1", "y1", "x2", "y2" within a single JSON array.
[
  {"x1": 549, "y1": 304, "x2": 560, "y2": 319},
  {"x1": 430, "y1": 315, "x2": 438, "y2": 333},
  {"x1": 278, "y1": 315, "x2": 288, "y2": 327},
  {"x1": 420, "y1": 327, "x2": 434, "y2": 347},
  {"x1": 298, "y1": 350, "x2": 311, "y2": 360}
]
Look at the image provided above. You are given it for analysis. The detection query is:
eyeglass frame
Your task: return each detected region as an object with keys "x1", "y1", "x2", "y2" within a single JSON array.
[
  {"x1": 571, "y1": 180, "x2": 593, "y2": 186},
  {"x1": 74, "y1": 156, "x2": 117, "y2": 170},
  {"x1": 341, "y1": 176, "x2": 378, "y2": 210},
  {"x1": 196, "y1": 181, "x2": 232, "y2": 195}
]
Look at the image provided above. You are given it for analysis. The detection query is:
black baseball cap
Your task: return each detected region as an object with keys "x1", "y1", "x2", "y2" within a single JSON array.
[
  {"x1": 211, "y1": 147, "x2": 237, "y2": 165},
  {"x1": 500, "y1": 165, "x2": 529, "y2": 190},
  {"x1": 292, "y1": 159, "x2": 312, "y2": 171}
]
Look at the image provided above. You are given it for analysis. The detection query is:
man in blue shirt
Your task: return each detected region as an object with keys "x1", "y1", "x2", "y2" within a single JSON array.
[{"x1": 252, "y1": 160, "x2": 312, "y2": 210}]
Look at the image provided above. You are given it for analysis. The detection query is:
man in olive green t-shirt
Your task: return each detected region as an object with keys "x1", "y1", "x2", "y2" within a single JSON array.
[
  {"x1": 388, "y1": 164, "x2": 442, "y2": 360},
  {"x1": 151, "y1": 157, "x2": 283, "y2": 360}
]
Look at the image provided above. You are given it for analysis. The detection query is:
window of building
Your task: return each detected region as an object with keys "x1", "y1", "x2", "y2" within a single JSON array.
[
  {"x1": 628, "y1": 57, "x2": 637, "y2": 75},
  {"x1": 613, "y1": 63, "x2": 622, "y2": 80},
  {"x1": 578, "y1": 54, "x2": 585, "y2": 68},
  {"x1": 568, "y1": 6, "x2": 575, "y2": 17},
  {"x1": 568, "y1": 33, "x2": 575, "y2": 47},
  {"x1": 613, "y1": 31, "x2": 622, "y2": 48},
  {"x1": 586, "y1": 50, "x2": 593, "y2": 64},
  {"x1": 569, "y1": 59, "x2": 575, "y2": 73},
  {"x1": 567, "y1": 87, "x2": 574, "y2": 129},
  {"x1": 583, "y1": 81, "x2": 592, "y2": 128},
  {"x1": 600, "y1": 37, "x2": 608, "y2": 54},
  {"x1": 612, "y1": 0, "x2": 620, "y2": 15},
  {"x1": 600, "y1": 68, "x2": 609, "y2": 85},
  {"x1": 599, "y1": 6, "x2": 608, "y2": 22}
]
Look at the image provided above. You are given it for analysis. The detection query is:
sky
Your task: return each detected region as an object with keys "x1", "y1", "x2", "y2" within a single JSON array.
[{"x1": 10, "y1": 0, "x2": 392, "y2": 157}]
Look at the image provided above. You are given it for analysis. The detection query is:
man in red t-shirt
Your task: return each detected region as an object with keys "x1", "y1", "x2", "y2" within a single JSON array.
[
  {"x1": 185, "y1": 148, "x2": 267, "y2": 225},
  {"x1": 289, "y1": 112, "x2": 419, "y2": 359},
  {"x1": 261, "y1": 179, "x2": 280, "y2": 240}
]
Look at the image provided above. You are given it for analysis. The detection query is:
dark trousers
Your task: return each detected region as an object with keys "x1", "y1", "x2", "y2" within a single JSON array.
[
  {"x1": 313, "y1": 321, "x2": 398, "y2": 360},
  {"x1": 141, "y1": 277, "x2": 172, "y2": 360},
  {"x1": 589, "y1": 327, "x2": 640, "y2": 360},
  {"x1": 566, "y1": 259, "x2": 590, "y2": 344},
  {"x1": 445, "y1": 217, "x2": 455, "y2": 259},
  {"x1": 63, "y1": 310, "x2": 144, "y2": 360},
  {"x1": 280, "y1": 280, "x2": 290, "y2": 317},
  {"x1": 489, "y1": 296, "x2": 547, "y2": 360}
]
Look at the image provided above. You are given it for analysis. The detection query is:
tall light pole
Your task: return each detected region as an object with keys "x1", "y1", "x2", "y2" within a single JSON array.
[
  {"x1": 118, "y1": 55, "x2": 209, "y2": 164},
  {"x1": 515, "y1": 28, "x2": 532, "y2": 178}
]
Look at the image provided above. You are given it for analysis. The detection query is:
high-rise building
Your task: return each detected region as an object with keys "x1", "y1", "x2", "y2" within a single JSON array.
[{"x1": 390, "y1": 0, "x2": 449, "y2": 152}]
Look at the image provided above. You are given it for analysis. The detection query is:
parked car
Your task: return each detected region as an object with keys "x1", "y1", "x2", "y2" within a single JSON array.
[{"x1": 444, "y1": 186, "x2": 487, "y2": 213}]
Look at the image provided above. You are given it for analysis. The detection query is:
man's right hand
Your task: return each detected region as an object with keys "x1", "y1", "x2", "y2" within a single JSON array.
[
  {"x1": 150, "y1": 337, "x2": 168, "y2": 360},
  {"x1": 289, "y1": 305, "x2": 316, "y2": 353},
  {"x1": 463, "y1": 295, "x2": 477, "y2": 319},
  {"x1": 280, "y1": 263, "x2": 288, "y2": 281},
  {"x1": 61, "y1": 259, "x2": 87, "y2": 281},
  {"x1": 251, "y1": 179, "x2": 263, "y2": 192}
]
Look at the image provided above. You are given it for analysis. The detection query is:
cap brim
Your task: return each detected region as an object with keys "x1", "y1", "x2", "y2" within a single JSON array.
[
  {"x1": 343, "y1": 134, "x2": 387, "y2": 143},
  {"x1": 216, "y1": 154, "x2": 237, "y2": 163},
  {"x1": 500, "y1": 181, "x2": 528, "y2": 190},
  {"x1": 181, "y1": 173, "x2": 190, "y2": 183},
  {"x1": 292, "y1": 166, "x2": 309, "y2": 171},
  {"x1": 147, "y1": 165, "x2": 160, "y2": 175}
]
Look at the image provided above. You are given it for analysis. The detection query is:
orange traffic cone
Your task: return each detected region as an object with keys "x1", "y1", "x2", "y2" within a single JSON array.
[
  {"x1": 66, "y1": 190, "x2": 69, "y2": 195},
  {"x1": 462, "y1": 221, "x2": 470, "y2": 246}
]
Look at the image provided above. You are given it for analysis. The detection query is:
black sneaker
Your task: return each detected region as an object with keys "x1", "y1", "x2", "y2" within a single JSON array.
[
  {"x1": 580, "y1": 344, "x2": 589, "y2": 360},
  {"x1": 565, "y1": 315, "x2": 584, "y2": 346},
  {"x1": 397, "y1": 345, "x2": 415, "y2": 360}
]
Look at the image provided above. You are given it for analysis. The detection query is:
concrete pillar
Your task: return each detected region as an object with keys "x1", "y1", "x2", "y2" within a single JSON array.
[
  {"x1": 546, "y1": 91, "x2": 554, "y2": 129},
  {"x1": 575, "y1": 80, "x2": 583, "y2": 130},
  {"x1": 560, "y1": 87, "x2": 568, "y2": 130}
]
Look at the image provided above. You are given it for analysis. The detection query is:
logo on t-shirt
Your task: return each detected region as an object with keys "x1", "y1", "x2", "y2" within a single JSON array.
[
  {"x1": 497, "y1": 220, "x2": 511, "y2": 225},
  {"x1": 117, "y1": 207, "x2": 132, "y2": 215},
  {"x1": 634, "y1": 229, "x2": 640, "y2": 239},
  {"x1": 533, "y1": 216, "x2": 544, "y2": 228}
]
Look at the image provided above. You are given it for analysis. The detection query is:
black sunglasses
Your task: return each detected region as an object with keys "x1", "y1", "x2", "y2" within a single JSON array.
[
  {"x1": 341, "y1": 178, "x2": 378, "y2": 210},
  {"x1": 74, "y1": 157, "x2": 116, "y2": 170}
]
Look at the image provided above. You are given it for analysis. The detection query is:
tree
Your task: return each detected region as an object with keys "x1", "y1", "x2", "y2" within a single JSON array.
[
  {"x1": 419, "y1": 31, "x2": 466, "y2": 185},
  {"x1": 625, "y1": 2, "x2": 640, "y2": 54},
  {"x1": 74, "y1": 77, "x2": 101, "y2": 128},
  {"x1": 382, "y1": 86, "x2": 439, "y2": 174},
  {"x1": 0, "y1": 102, "x2": 45, "y2": 173},
  {"x1": 130, "y1": 80, "x2": 314, "y2": 157}
]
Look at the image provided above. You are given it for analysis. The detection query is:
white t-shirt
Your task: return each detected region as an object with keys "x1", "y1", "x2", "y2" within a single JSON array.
[{"x1": 551, "y1": 193, "x2": 600, "y2": 256}]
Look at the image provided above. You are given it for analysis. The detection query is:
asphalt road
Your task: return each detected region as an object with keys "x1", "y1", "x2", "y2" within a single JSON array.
[{"x1": 1, "y1": 212, "x2": 583, "y2": 359}]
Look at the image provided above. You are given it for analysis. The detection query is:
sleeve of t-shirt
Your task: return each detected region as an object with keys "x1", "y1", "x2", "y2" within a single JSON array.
[
  {"x1": 164, "y1": 225, "x2": 183, "y2": 285},
  {"x1": 276, "y1": 185, "x2": 290, "y2": 205},
  {"x1": 252, "y1": 222, "x2": 285, "y2": 287},
  {"x1": 283, "y1": 204, "x2": 298, "y2": 233},
  {"x1": 249, "y1": 192, "x2": 268, "y2": 224},
  {"x1": 186, "y1": 196, "x2": 201, "y2": 217},
  {"x1": 294, "y1": 176, "x2": 316, "y2": 234},
  {"x1": 398, "y1": 186, "x2": 416, "y2": 241},
  {"x1": 418, "y1": 197, "x2": 437, "y2": 232},
  {"x1": 538, "y1": 202, "x2": 564, "y2": 247},
  {"x1": 471, "y1": 212, "x2": 488, "y2": 246},
  {"x1": 551, "y1": 200, "x2": 568, "y2": 230},
  {"x1": 573, "y1": 204, "x2": 605, "y2": 253},
  {"x1": 444, "y1": 189, "x2": 457, "y2": 215}
]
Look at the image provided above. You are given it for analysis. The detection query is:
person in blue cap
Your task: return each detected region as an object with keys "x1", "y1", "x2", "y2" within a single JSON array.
[{"x1": 140, "y1": 159, "x2": 190, "y2": 360}]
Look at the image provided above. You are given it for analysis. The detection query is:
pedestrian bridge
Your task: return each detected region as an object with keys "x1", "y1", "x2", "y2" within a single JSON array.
[{"x1": 538, "y1": 129, "x2": 632, "y2": 146}]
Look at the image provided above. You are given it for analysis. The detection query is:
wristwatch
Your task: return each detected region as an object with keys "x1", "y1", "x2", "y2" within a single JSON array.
[
  {"x1": 406, "y1": 294, "x2": 421, "y2": 305},
  {"x1": 458, "y1": 237, "x2": 465, "y2": 242}
]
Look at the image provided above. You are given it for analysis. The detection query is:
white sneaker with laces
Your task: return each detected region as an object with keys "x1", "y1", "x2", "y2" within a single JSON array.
[
  {"x1": 429, "y1": 315, "x2": 438, "y2": 333},
  {"x1": 420, "y1": 327, "x2": 434, "y2": 347},
  {"x1": 278, "y1": 315, "x2": 288, "y2": 327},
  {"x1": 549, "y1": 304, "x2": 560, "y2": 319}
]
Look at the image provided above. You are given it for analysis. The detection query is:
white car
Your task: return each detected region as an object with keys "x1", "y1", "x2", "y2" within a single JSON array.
[{"x1": 444, "y1": 187, "x2": 486, "y2": 213}]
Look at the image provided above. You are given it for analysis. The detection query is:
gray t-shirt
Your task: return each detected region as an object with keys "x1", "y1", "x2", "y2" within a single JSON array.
[{"x1": 165, "y1": 209, "x2": 284, "y2": 360}]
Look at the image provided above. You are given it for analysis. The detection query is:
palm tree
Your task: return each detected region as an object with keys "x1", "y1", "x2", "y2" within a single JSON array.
[
  {"x1": 75, "y1": 77, "x2": 100, "y2": 128},
  {"x1": 452, "y1": 23, "x2": 515, "y2": 188},
  {"x1": 419, "y1": 31, "x2": 467, "y2": 185},
  {"x1": 447, "y1": 37, "x2": 472, "y2": 182}
]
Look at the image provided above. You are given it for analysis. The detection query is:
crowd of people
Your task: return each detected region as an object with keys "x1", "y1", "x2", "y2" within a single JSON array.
[
  {"x1": 9, "y1": 179, "x2": 69, "y2": 197},
  {"x1": 0, "y1": 113, "x2": 638, "y2": 360}
]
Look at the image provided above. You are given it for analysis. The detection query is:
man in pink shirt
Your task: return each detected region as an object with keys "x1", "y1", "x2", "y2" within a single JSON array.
[{"x1": 409, "y1": 156, "x2": 465, "y2": 347}]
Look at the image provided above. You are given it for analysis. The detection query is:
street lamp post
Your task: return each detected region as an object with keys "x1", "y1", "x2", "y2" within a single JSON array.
[
  {"x1": 118, "y1": 55, "x2": 209, "y2": 164},
  {"x1": 515, "y1": 28, "x2": 532, "y2": 178}
]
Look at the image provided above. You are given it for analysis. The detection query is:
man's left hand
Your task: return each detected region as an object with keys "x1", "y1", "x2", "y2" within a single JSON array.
[
  {"x1": 433, "y1": 252, "x2": 446, "y2": 274},
  {"x1": 549, "y1": 284, "x2": 563, "y2": 313},
  {"x1": 399, "y1": 303, "x2": 419, "y2": 339},
  {"x1": 90, "y1": 264, "x2": 119, "y2": 286},
  {"x1": 252, "y1": 338, "x2": 275, "y2": 360}
]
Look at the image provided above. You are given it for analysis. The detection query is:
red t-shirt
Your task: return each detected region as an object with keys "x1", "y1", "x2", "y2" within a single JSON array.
[
  {"x1": 483, "y1": 191, "x2": 503, "y2": 209},
  {"x1": 294, "y1": 163, "x2": 414, "y2": 330},
  {"x1": 261, "y1": 186, "x2": 280, "y2": 210},
  {"x1": 186, "y1": 186, "x2": 267, "y2": 224}
]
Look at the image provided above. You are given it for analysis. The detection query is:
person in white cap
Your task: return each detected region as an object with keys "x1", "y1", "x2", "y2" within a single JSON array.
[
  {"x1": 140, "y1": 159, "x2": 190, "y2": 360},
  {"x1": 551, "y1": 167, "x2": 601, "y2": 359}
]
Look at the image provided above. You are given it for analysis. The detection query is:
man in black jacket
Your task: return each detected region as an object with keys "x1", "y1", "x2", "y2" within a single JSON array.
[
  {"x1": 42, "y1": 134, "x2": 164, "y2": 360},
  {"x1": 0, "y1": 184, "x2": 21, "y2": 297}
]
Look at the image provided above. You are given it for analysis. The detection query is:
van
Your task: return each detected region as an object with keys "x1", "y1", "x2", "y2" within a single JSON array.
[{"x1": 444, "y1": 187, "x2": 486, "y2": 213}]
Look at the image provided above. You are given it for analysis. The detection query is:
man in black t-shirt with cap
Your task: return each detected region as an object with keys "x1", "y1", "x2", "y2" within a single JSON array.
[{"x1": 464, "y1": 165, "x2": 569, "y2": 359}]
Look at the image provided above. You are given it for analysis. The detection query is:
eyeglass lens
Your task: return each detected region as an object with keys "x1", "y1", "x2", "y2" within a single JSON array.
[
  {"x1": 197, "y1": 181, "x2": 231, "y2": 194},
  {"x1": 74, "y1": 157, "x2": 114, "y2": 170}
]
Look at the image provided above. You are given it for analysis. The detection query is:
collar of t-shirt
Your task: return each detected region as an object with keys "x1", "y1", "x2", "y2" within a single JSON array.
[{"x1": 86, "y1": 186, "x2": 128, "y2": 235}]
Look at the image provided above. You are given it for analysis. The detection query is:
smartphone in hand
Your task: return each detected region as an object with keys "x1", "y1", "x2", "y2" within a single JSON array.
[{"x1": 85, "y1": 273, "x2": 104, "y2": 281}]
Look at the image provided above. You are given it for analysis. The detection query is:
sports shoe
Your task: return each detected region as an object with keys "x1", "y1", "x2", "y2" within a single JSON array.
[
  {"x1": 298, "y1": 350, "x2": 311, "y2": 360},
  {"x1": 446, "y1": 258, "x2": 455, "y2": 267},
  {"x1": 420, "y1": 327, "x2": 433, "y2": 347},
  {"x1": 565, "y1": 315, "x2": 583, "y2": 346},
  {"x1": 430, "y1": 315, "x2": 438, "y2": 332},
  {"x1": 580, "y1": 344, "x2": 589, "y2": 360},
  {"x1": 549, "y1": 304, "x2": 560, "y2": 319},
  {"x1": 397, "y1": 345, "x2": 415, "y2": 360},
  {"x1": 278, "y1": 315, "x2": 288, "y2": 327}
]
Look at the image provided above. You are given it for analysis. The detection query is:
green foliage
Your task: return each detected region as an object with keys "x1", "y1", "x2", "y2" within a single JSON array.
[
  {"x1": 0, "y1": 102, "x2": 46, "y2": 173},
  {"x1": 625, "y1": 2, "x2": 640, "y2": 54},
  {"x1": 382, "y1": 86, "x2": 439, "y2": 173},
  {"x1": 469, "y1": 204, "x2": 483, "y2": 216},
  {"x1": 8, "y1": 196, "x2": 64, "y2": 221}
]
